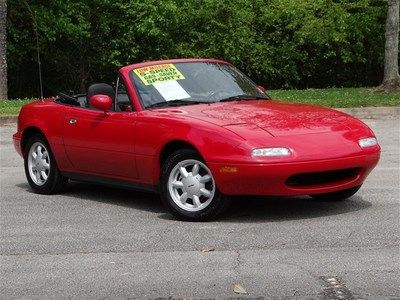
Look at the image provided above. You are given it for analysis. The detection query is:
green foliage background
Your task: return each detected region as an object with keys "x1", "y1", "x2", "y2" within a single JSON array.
[{"x1": 7, "y1": 0, "x2": 386, "y2": 98}]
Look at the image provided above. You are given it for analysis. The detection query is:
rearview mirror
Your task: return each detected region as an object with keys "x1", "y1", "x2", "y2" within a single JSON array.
[
  {"x1": 89, "y1": 94, "x2": 112, "y2": 112},
  {"x1": 258, "y1": 85, "x2": 266, "y2": 93}
]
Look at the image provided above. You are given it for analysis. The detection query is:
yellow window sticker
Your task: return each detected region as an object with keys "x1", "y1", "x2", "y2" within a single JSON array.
[{"x1": 133, "y1": 64, "x2": 185, "y2": 85}]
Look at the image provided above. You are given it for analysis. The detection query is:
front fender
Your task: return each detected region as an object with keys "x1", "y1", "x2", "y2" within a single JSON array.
[{"x1": 134, "y1": 113, "x2": 248, "y2": 185}]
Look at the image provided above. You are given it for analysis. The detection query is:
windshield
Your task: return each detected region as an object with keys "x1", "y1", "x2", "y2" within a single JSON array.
[{"x1": 129, "y1": 62, "x2": 269, "y2": 109}]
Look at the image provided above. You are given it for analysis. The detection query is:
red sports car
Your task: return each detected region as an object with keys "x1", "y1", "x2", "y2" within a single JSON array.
[{"x1": 13, "y1": 59, "x2": 380, "y2": 220}]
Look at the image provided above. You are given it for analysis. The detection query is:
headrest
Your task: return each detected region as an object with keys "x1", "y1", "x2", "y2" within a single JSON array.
[{"x1": 87, "y1": 83, "x2": 115, "y2": 101}]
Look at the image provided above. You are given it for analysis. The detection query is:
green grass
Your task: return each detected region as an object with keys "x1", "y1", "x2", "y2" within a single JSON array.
[
  {"x1": 0, "y1": 88, "x2": 399, "y2": 115},
  {"x1": 269, "y1": 87, "x2": 400, "y2": 108},
  {"x1": 0, "y1": 99, "x2": 33, "y2": 115}
]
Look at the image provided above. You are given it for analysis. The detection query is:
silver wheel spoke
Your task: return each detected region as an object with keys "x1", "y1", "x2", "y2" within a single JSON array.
[
  {"x1": 180, "y1": 192, "x2": 188, "y2": 204},
  {"x1": 31, "y1": 151, "x2": 37, "y2": 159},
  {"x1": 193, "y1": 195, "x2": 201, "y2": 207},
  {"x1": 42, "y1": 152, "x2": 48, "y2": 159},
  {"x1": 35, "y1": 171, "x2": 41, "y2": 182},
  {"x1": 172, "y1": 181, "x2": 183, "y2": 188},
  {"x1": 37, "y1": 146, "x2": 43, "y2": 158},
  {"x1": 41, "y1": 171, "x2": 48, "y2": 181},
  {"x1": 191, "y1": 163, "x2": 200, "y2": 176},
  {"x1": 43, "y1": 162, "x2": 50, "y2": 169},
  {"x1": 200, "y1": 175, "x2": 211, "y2": 183},
  {"x1": 200, "y1": 188, "x2": 211, "y2": 198},
  {"x1": 179, "y1": 167, "x2": 189, "y2": 178}
]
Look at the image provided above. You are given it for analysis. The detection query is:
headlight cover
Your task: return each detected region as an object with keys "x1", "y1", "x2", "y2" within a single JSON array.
[
  {"x1": 252, "y1": 147, "x2": 292, "y2": 157},
  {"x1": 358, "y1": 137, "x2": 378, "y2": 148}
]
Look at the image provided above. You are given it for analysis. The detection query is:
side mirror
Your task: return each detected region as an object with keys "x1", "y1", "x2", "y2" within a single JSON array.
[
  {"x1": 258, "y1": 85, "x2": 266, "y2": 93},
  {"x1": 89, "y1": 94, "x2": 112, "y2": 112}
]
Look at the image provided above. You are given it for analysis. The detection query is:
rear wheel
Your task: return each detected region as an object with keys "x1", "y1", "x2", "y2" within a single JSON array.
[
  {"x1": 160, "y1": 149, "x2": 230, "y2": 221},
  {"x1": 310, "y1": 185, "x2": 361, "y2": 201},
  {"x1": 24, "y1": 134, "x2": 68, "y2": 194}
]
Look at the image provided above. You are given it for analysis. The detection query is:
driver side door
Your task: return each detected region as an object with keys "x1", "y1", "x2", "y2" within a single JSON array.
[{"x1": 62, "y1": 79, "x2": 138, "y2": 180}]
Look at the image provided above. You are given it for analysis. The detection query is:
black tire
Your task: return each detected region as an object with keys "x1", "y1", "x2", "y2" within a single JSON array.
[
  {"x1": 310, "y1": 185, "x2": 361, "y2": 201},
  {"x1": 160, "y1": 149, "x2": 230, "y2": 221},
  {"x1": 24, "y1": 134, "x2": 68, "y2": 194}
]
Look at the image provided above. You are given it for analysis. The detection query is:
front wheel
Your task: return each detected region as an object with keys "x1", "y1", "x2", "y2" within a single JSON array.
[
  {"x1": 310, "y1": 185, "x2": 362, "y2": 201},
  {"x1": 24, "y1": 134, "x2": 68, "y2": 194},
  {"x1": 160, "y1": 149, "x2": 229, "y2": 221}
]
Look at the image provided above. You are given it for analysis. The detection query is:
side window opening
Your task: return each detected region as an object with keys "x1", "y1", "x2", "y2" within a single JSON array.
[
  {"x1": 115, "y1": 77, "x2": 134, "y2": 112},
  {"x1": 56, "y1": 77, "x2": 133, "y2": 112}
]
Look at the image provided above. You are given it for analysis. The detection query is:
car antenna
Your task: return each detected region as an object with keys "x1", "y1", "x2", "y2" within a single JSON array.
[
  {"x1": 33, "y1": 11, "x2": 44, "y2": 100},
  {"x1": 24, "y1": 1, "x2": 44, "y2": 100}
]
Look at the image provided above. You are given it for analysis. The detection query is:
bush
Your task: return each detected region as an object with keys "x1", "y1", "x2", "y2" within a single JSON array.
[{"x1": 7, "y1": 0, "x2": 386, "y2": 98}]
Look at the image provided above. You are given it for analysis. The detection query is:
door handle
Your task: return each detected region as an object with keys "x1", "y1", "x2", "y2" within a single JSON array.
[{"x1": 68, "y1": 118, "x2": 77, "y2": 124}]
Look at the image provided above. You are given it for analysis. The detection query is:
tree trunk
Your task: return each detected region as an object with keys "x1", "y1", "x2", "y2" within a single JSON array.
[
  {"x1": 0, "y1": 0, "x2": 7, "y2": 100},
  {"x1": 378, "y1": 0, "x2": 400, "y2": 91}
]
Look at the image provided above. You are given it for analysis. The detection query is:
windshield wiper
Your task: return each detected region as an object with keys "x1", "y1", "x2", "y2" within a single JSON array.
[
  {"x1": 219, "y1": 94, "x2": 270, "y2": 102},
  {"x1": 147, "y1": 99, "x2": 209, "y2": 109}
]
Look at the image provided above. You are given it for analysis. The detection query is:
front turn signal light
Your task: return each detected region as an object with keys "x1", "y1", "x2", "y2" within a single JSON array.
[
  {"x1": 251, "y1": 147, "x2": 292, "y2": 157},
  {"x1": 358, "y1": 137, "x2": 378, "y2": 148}
]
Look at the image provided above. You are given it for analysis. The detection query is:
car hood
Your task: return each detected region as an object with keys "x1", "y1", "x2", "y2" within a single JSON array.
[{"x1": 170, "y1": 100, "x2": 361, "y2": 137}]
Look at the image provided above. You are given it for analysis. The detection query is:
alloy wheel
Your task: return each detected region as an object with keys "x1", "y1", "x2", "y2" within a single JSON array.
[
  {"x1": 168, "y1": 159, "x2": 216, "y2": 212},
  {"x1": 27, "y1": 142, "x2": 50, "y2": 186}
]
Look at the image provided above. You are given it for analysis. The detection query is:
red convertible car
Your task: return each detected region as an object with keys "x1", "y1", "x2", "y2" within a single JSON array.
[{"x1": 13, "y1": 59, "x2": 380, "y2": 220}]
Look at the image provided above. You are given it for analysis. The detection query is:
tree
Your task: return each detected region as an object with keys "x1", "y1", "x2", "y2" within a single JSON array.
[
  {"x1": 5, "y1": 0, "x2": 388, "y2": 98},
  {"x1": 378, "y1": 0, "x2": 400, "y2": 91},
  {"x1": 0, "y1": 0, "x2": 7, "y2": 100}
]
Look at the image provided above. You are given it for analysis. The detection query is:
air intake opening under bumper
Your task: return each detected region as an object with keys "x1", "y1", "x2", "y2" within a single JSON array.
[{"x1": 286, "y1": 168, "x2": 361, "y2": 187}]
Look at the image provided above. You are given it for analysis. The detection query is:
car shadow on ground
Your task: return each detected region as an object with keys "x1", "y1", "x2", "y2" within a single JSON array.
[
  {"x1": 217, "y1": 195, "x2": 372, "y2": 223},
  {"x1": 16, "y1": 181, "x2": 165, "y2": 214},
  {"x1": 17, "y1": 181, "x2": 372, "y2": 222}
]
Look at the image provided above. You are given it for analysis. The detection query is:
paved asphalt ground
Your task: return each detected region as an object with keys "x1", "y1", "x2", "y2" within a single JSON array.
[{"x1": 0, "y1": 117, "x2": 399, "y2": 299}]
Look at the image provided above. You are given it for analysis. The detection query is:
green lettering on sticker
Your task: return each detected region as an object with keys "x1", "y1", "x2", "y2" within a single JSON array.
[{"x1": 133, "y1": 64, "x2": 186, "y2": 85}]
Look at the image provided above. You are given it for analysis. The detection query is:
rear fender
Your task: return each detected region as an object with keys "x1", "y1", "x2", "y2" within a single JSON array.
[{"x1": 18, "y1": 102, "x2": 73, "y2": 171}]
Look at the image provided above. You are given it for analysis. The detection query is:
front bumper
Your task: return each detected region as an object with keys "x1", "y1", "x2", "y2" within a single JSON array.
[{"x1": 208, "y1": 151, "x2": 380, "y2": 196}]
